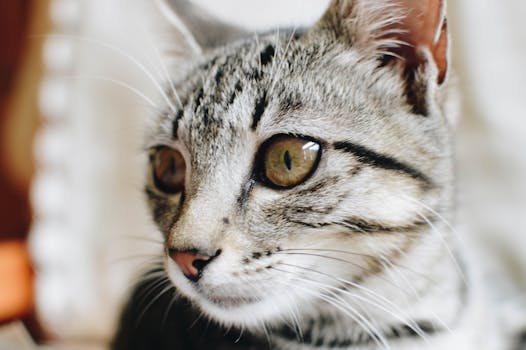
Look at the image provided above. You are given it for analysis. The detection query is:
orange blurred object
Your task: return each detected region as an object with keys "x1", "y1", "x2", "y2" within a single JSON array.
[{"x1": 0, "y1": 240, "x2": 33, "y2": 322}]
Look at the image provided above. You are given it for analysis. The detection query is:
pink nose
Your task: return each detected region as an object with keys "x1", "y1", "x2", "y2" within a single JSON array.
[{"x1": 168, "y1": 250, "x2": 219, "y2": 282}]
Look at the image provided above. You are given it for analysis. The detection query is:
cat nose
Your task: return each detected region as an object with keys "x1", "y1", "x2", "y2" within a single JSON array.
[{"x1": 168, "y1": 249, "x2": 221, "y2": 282}]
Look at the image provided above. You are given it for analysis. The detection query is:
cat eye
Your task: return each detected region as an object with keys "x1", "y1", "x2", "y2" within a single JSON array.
[
  {"x1": 260, "y1": 135, "x2": 321, "y2": 189},
  {"x1": 151, "y1": 147, "x2": 186, "y2": 194}
]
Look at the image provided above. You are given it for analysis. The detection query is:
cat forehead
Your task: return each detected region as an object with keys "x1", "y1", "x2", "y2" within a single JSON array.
[
  {"x1": 149, "y1": 30, "x2": 434, "y2": 165},
  {"x1": 168, "y1": 34, "x2": 405, "y2": 131}
]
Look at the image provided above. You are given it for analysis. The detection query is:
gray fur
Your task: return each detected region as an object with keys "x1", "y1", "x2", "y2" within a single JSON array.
[{"x1": 138, "y1": 0, "x2": 504, "y2": 349}]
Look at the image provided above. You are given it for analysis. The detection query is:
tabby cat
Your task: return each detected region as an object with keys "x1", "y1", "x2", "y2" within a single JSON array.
[{"x1": 113, "y1": 0, "x2": 514, "y2": 349}]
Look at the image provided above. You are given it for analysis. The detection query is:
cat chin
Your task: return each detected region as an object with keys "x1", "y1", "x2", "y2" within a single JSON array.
[
  {"x1": 165, "y1": 260, "x2": 310, "y2": 329},
  {"x1": 196, "y1": 295, "x2": 298, "y2": 329}
]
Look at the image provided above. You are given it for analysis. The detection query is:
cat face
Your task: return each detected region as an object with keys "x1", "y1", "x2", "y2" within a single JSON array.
[{"x1": 146, "y1": 0, "x2": 453, "y2": 329}]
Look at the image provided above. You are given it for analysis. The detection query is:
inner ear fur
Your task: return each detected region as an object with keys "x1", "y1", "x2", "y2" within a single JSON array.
[
  {"x1": 385, "y1": 0, "x2": 448, "y2": 85},
  {"x1": 319, "y1": 0, "x2": 449, "y2": 115}
]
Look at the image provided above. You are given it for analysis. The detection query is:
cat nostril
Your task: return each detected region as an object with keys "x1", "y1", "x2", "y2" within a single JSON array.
[
  {"x1": 192, "y1": 258, "x2": 209, "y2": 272},
  {"x1": 169, "y1": 249, "x2": 221, "y2": 282}
]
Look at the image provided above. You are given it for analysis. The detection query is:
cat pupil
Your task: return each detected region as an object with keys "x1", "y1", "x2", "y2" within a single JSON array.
[
  {"x1": 283, "y1": 150, "x2": 292, "y2": 171},
  {"x1": 168, "y1": 157, "x2": 176, "y2": 176}
]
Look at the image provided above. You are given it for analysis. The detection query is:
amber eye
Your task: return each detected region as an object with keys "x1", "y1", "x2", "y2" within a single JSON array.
[
  {"x1": 261, "y1": 135, "x2": 321, "y2": 188},
  {"x1": 151, "y1": 147, "x2": 186, "y2": 194}
]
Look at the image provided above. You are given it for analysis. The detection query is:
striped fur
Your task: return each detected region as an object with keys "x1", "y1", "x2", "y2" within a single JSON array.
[{"x1": 114, "y1": 0, "x2": 514, "y2": 349}]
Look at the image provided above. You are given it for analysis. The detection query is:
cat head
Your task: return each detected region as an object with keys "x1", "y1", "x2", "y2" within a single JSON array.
[{"x1": 146, "y1": 0, "x2": 456, "y2": 329}]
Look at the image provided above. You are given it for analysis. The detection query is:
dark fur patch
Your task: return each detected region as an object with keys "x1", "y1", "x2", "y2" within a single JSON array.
[
  {"x1": 113, "y1": 272, "x2": 266, "y2": 349},
  {"x1": 279, "y1": 94, "x2": 302, "y2": 113},
  {"x1": 237, "y1": 179, "x2": 255, "y2": 209},
  {"x1": 333, "y1": 141, "x2": 432, "y2": 187},
  {"x1": 214, "y1": 68, "x2": 224, "y2": 85},
  {"x1": 289, "y1": 217, "x2": 428, "y2": 235},
  {"x1": 404, "y1": 67, "x2": 429, "y2": 116},
  {"x1": 260, "y1": 44, "x2": 275, "y2": 66},
  {"x1": 172, "y1": 109, "x2": 184, "y2": 139},
  {"x1": 145, "y1": 188, "x2": 176, "y2": 236},
  {"x1": 250, "y1": 69, "x2": 262, "y2": 81},
  {"x1": 193, "y1": 86, "x2": 204, "y2": 114},
  {"x1": 276, "y1": 318, "x2": 441, "y2": 348},
  {"x1": 251, "y1": 91, "x2": 268, "y2": 130},
  {"x1": 228, "y1": 81, "x2": 243, "y2": 105},
  {"x1": 198, "y1": 56, "x2": 219, "y2": 72},
  {"x1": 339, "y1": 217, "x2": 427, "y2": 234}
]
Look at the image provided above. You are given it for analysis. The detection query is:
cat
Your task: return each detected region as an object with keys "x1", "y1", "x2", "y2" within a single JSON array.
[{"x1": 113, "y1": 0, "x2": 518, "y2": 349}]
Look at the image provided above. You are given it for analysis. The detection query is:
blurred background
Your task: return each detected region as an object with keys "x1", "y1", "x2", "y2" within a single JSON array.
[{"x1": 0, "y1": 0, "x2": 525, "y2": 348}]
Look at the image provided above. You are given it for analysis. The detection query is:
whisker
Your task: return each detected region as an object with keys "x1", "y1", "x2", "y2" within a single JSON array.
[
  {"x1": 136, "y1": 270, "x2": 166, "y2": 286},
  {"x1": 275, "y1": 251, "x2": 369, "y2": 272},
  {"x1": 234, "y1": 324, "x2": 245, "y2": 343},
  {"x1": 234, "y1": 273, "x2": 297, "y2": 333},
  {"x1": 189, "y1": 309, "x2": 206, "y2": 330},
  {"x1": 161, "y1": 292, "x2": 180, "y2": 329},
  {"x1": 287, "y1": 291, "x2": 305, "y2": 343},
  {"x1": 417, "y1": 211, "x2": 468, "y2": 286},
  {"x1": 399, "y1": 194, "x2": 468, "y2": 286},
  {"x1": 272, "y1": 270, "x2": 391, "y2": 350},
  {"x1": 268, "y1": 27, "x2": 298, "y2": 95},
  {"x1": 275, "y1": 251, "x2": 409, "y2": 293},
  {"x1": 35, "y1": 34, "x2": 178, "y2": 113},
  {"x1": 379, "y1": 254, "x2": 454, "y2": 335},
  {"x1": 136, "y1": 283, "x2": 174, "y2": 327},
  {"x1": 275, "y1": 284, "x2": 304, "y2": 343},
  {"x1": 108, "y1": 254, "x2": 163, "y2": 266},
  {"x1": 253, "y1": 31, "x2": 262, "y2": 71},
  {"x1": 141, "y1": 27, "x2": 184, "y2": 109},
  {"x1": 276, "y1": 262, "x2": 430, "y2": 342},
  {"x1": 281, "y1": 248, "x2": 374, "y2": 258},
  {"x1": 113, "y1": 236, "x2": 163, "y2": 245},
  {"x1": 260, "y1": 319, "x2": 273, "y2": 349},
  {"x1": 284, "y1": 248, "x2": 433, "y2": 280},
  {"x1": 135, "y1": 275, "x2": 170, "y2": 313},
  {"x1": 63, "y1": 75, "x2": 158, "y2": 109},
  {"x1": 379, "y1": 253, "x2": 435, "y2": 282},
  {"x1": 200, "y1": 316, "x2": 213, "y2": 340}
]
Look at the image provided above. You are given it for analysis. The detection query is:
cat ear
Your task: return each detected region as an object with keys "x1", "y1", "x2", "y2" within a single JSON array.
[
  {"x1": 156, "y1": 0, "x2": 247, "y2": 54},
  {"x1": 318, "y1": 0, "x2": 449, "y2": 115}
]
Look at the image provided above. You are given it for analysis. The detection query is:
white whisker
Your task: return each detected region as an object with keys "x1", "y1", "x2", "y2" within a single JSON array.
[
  {"x1": 64, "y1": 75, "x2": 158, "y2": 109},
  {"x1": 161, "y1": 293, "x2": 180, "y2": 328},
  {"x1": 379, "y1": 252, "x2": 454, "y2": 335},
  {"x1": 37, "y1": 34, "x2": 178, "y2": 113},
  {"x1": 283, "y1": 248, "x2": 433, "y2": 280},
  {"x1": 276, "y1": 263, "x2": 430, "y2": 342},
  {"x1": 275, "y1": 251, "x2": 411, "y2": 294},
  {"x1": 273, "y1": 271, "x2": 392, "y2": 350},
  {"x1": 142, "y1": 28, "x2": 184, "y2": 109},
  {"x1": 136, "y1": 280, "x2": 173, "y2": 326},
  {"x1": 417, "y1": 211, "x2": 468, "y2": 286},
  {"x1": 268, "y1": 27, "x2": 298, "y2": 95}
]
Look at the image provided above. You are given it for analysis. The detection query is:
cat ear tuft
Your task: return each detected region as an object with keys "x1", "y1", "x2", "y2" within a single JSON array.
[
  {"x1": 156, "y1": 0, "x2": 247, "y2": 53},
  {"x1": 318, "y1": 0, "x2": 449, "y2": 114},
  {"x1": 320, "y1": 0, "x2": 449, "y2": 83},
  {"x1": 385, "y1": 0, "x2": 449, "y2": 85}
]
